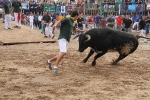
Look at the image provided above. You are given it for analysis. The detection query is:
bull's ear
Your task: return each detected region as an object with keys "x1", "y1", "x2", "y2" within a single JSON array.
[{"x1": 73, "y1": 34, "x2": 80, "y2": 39}]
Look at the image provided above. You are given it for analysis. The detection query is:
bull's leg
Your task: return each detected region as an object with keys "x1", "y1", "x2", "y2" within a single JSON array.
[
  {"x1": 112, "y1": 54, "x2": 128, "y2": 65},
  {"x1": 82, "y1": 49, "x2": 94, "y2": 63},
  {"x1": 92, "y1": 52, "x2": 106, "y2": 66}
]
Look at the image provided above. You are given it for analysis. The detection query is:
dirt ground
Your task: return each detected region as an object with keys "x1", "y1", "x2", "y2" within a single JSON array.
[{"x1": 0, "y1": 21, "x2": 150, "y2": 100}]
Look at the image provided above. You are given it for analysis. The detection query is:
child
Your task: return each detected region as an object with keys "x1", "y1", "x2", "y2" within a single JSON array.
[{"x1": 29, "y1": 13, "x2": 34, "y2": 29}]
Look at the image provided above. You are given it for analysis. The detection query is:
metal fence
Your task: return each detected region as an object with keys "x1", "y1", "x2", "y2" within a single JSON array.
[
  {"x1": 120, "y1": 2, "x2": 145, "y2": 15},
  {"x1": 84, "y1": 3, "x2": 100, "y2": 15}
]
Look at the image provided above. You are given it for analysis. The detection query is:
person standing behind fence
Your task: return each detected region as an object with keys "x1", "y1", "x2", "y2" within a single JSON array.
[
  {"x1": 101, "y1": 15, "x2": 106, "y2": 28},
  {"x1": 38, "y1": 13, "x2": 42, "y2": 29},
  {"x1": 87, "y1": 15, "x2": 94, "y2": 30},
  {"x1": 77, "y1": 13, "x2": 84, "y2": 34},
  {"x1": 132, "y1": 13, "x2": 141, "y2": 31},
  {"x1": 12, "y1": 0, "x2": 22, "y2": 28},
  {"x1": 29, "y1": 12, "x2": 34, "y2": 29},
  {"x1": 115, "y1": 15, "x2": 123, "y2": 31},
  {"x1": 3, "y1": 0, "x2": 12, "y2": 30},
  {"x1": 145, "y1": 16, "x2": 150, "y2": 37},
  {"x1": 139, "y1": 16, "x2": 147, "y2": 42},
  {"x1": 42, "y1": 10, "x2": 51, "y2": 37},
  {"x1": 123, "y1": 15, "x2": 132, "y2": 32},
  {"x1": 94, "y1": 13, "x2": 101, "y2": 28},
  {"x1": 34, "y1": 13, "x2": 38, "y2": 27},
  {"x1": 41, "y1": 11, "x2": 47, "y2": 34},
  {"x1": 107, "y1": 14, "x2": 115, "y2": 28}
]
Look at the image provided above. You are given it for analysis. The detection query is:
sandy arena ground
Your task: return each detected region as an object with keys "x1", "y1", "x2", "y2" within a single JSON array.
[{"x1": 0, "y1": 21, "x2": 150, "y2": 100}]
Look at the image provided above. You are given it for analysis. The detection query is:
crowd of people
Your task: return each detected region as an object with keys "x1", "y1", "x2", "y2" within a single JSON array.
[{"x1": 2, "y1": 0, "x2": 150, "y2": 40}]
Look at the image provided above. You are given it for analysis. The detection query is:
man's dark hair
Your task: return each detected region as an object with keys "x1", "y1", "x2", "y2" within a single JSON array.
[{"x1": 71, "y1": 11, "x2": 79, "y2": 17}]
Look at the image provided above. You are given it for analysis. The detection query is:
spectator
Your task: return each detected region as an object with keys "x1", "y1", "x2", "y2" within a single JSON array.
[
  {"x1": 101, "y1": 15, "x2": 106, "y2": 28},
  {"x1": 107, "y1": 14, "x2": 115, "y2": 28},
  {"x1": 12, "y1": 0, "x2": 22, "y2": 28},
  {"x1": 123, "y1": 15, "x2": 132, "y2": 32},
  {"x1": 42, "y1": 10, "x2": 51, "y2": 37},
  {"x1": 58, "y1": 13, "x2": 64, "y2": 20},
  {"x1": 145, "y1": 16, "x2": 150, "y2": 36},
  {"x1": 116, "y1": 14, "x2": 123, "y2": 31},
  {"x1": 94, "y1": 13, "x2": 101, "y2": 28},
  {"x1": 132, "y1": 13, "x2": 141, "y2": 31},
  {"x1": 87, "y1": 15, "x2": 94, "y2": 30},
  {"x1": 139, "y1": 16, "x2": 147, "y2": 42},
  {"x1": 77, "y1": 13, "x2": 84, "y2": 34},
  {"x1": 29, "y1": 12, "x2": 34, "y2": 29},
  {"x1": 3, "y1": 0, "x2": 12, "y2": 30},
  {"x1": 38, "y1": 13, "x2": 42, "y2": 29},
  {"x1": 21, "y1": 13, "x2": 26, "y2": 25},
  {"x1": 34, "y1": 13, "x2": 38, "y2": 27}
]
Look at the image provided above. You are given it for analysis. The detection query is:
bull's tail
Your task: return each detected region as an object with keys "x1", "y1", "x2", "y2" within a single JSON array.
[{"x1": 136, "y1": 35, "x2": 150, "y2": 40}]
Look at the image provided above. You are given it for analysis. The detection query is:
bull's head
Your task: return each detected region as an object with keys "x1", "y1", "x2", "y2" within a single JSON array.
[{"x1": 78, "y1": 34, "x2": 91, "y2": 52}]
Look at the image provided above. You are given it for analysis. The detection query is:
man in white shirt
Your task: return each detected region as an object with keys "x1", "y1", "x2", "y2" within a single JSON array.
[{"x1": 38, "y1": 13, "x2": 42, "y2": 29}]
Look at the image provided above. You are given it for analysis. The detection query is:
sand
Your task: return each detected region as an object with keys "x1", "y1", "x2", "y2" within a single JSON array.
[{"x1": 0, "y1": 21, "x2": 150, "y2": 100}]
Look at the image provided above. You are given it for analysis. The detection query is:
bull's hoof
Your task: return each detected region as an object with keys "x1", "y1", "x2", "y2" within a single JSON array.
[
  {"x1": 82, "y1": 59, "x2": 87, "y2": 63},
  {"x1": 111, "y1": 60, "x2": 117, "y2": 65},
  {"x1": 91, "y1": 61, "x2": 96, "y2": 66}
]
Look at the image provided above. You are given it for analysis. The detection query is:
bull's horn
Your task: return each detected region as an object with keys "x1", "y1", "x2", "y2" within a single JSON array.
[
  {"x1": 73, "y1": 34, "x2": 80, "y2": 39},
  {"x1": 84, "y1": 35, "x2": 91, "y2": 42}
]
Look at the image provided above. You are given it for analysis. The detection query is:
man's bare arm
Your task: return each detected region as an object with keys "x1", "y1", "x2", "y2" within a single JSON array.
[
  {"x1": 52, "y1": 20, "x2": 61, "y2": 28},
  {"x1": 2, "y1": 8, "x2": 5, "y2": 15},
  {"x1": 75, "y1": 28, "x2": 85, "y2": 32}
]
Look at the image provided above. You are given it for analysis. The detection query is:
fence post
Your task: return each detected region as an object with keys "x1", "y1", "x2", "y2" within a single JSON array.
[
  {"x1": 99, "y1": 0, "x2": 102, "y2": 16},
  {"x1": 84, "y1": 3, "x2": 85, "y2": 15}
]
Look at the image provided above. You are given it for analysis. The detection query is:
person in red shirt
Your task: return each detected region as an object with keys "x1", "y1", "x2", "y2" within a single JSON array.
[
  {"x1": 116, "y1": 15, "x2": 123, "y2": 31},
  {"x1": 87, "y1": 16, "x2": 94, "y2": 30}
]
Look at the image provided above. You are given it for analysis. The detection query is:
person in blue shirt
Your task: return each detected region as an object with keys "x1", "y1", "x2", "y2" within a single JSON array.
[
  {"x1": 132, "y1": 13, "x2": 141, "y2": 31},
  {"x1": 34, "y1": 13, "x2": 38, "y2": 27}
]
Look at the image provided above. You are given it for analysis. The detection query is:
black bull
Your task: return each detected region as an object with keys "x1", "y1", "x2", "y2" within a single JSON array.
[{"x1": 74, "y1": 28, "x2": 150, "y2": 66}]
